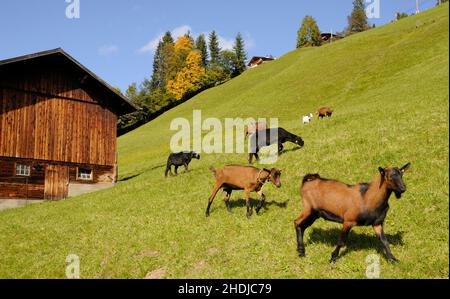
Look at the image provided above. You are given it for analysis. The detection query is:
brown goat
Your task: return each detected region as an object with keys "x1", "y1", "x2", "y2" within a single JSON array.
[
  {"x1": 317, "y1": 107, "x2": 333, "y2": 119},
  {"x1": 294, "y1": 163, "x2": 411, "y2": 263},
  {"x1": 206, "y1": 165, "x2": 282, "y2": 218},
  {"x1": 244, "y1": 121, "x2": 267, "y2": 138}
]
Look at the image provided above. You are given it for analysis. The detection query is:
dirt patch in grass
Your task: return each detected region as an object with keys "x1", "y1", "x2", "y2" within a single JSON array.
[
  {"x1": 194, "y1": 260, "x2": 208, "y2": 271},
  {"x1": 207, "y1": 248, "x2": 219, "y2": 256},
  {"x1": 145, "y1": 267, "x2": 166, "y2": 279},
  {"x1": 137, "y1": 250, "x2": 160, "y2": 258}
]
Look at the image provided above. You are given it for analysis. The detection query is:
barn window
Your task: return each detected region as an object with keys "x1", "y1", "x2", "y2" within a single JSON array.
[
  {"x1": 15, "y1": 164, "x2": 31, "y2": 177},
  {"x1": 77, "y1": 168, "x2": 93, "y2": 181}
]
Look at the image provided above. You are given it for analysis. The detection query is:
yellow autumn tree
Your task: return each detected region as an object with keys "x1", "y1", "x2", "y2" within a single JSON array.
[
  {"x1": 174, "y1": 35, "x2": 193, "y2": 54},
  {"x1": 174, "y1": 35, "x2": 193, "y2": 70},
  {"x1": 167, "y1": 50, "x2": 205, "y2": 100}
]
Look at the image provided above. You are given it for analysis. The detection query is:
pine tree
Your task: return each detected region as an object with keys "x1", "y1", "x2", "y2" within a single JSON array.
[
  {"x1": 195, "y1": 34, "x2": 209, "y2": 67},
  {"x1": 150, "y1": 41, "x2": 164, "y2": 90},
  {"x1": 162, "y1": 42, "x2": 177, "y2": 86},
  {"x1": 185, "y1": 31, "x2": 195, "y2": 45},
  {"x1": 232, "y1": 33, "x2": 247, "y2": 76},
  {"x1": 162, "y1": 31, "x2": 174, "y2": 44},
  {"x1": 296, "y1": 16, "x2": 322, "y2": 48},
  {"x1": 208, "y1": 31, "x2": 221, "y2": 66},
  {"x1": 347, "y1": 0, "x2": 369, "y2": 34},
  {"x1": 150, "y1": 31, "x2": 175, "y2": 92}
]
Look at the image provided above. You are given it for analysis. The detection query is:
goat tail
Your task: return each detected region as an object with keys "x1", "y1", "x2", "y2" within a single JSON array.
[
  {"x1": 302, "y1": 173, "x2": 321, "y2": 185},
  {"x1": 209, "y1": 166, "x2": 217, "y2": 176}
]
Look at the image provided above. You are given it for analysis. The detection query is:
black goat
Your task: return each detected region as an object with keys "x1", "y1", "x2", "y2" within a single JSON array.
[
  {"x1": 248, "y1": 128, "x2": 304, "y2": 163},
  {"x1": 165, "y1": 151, "x2": 200, "y2": 177}
]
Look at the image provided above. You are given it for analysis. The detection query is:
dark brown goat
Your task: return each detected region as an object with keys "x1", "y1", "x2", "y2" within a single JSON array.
[
  {"x1": 317, "y1": 107, "x2": 333, "y2": 119},
  {"x1": 294, "y1": 163, "x2": 411, "y2": 263},
  {"x1": 206, "y1": 165, "x2": 282, "y2": 218}
]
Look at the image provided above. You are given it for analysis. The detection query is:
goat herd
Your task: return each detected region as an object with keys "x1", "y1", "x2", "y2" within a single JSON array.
[{"x1": 164, "y1": 107, "x2": 411, "y2": 263}]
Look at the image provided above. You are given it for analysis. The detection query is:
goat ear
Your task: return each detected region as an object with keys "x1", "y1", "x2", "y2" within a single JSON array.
[
  {"x1": 378, "y1": 167, "x2": 385, "y2": 176},
  {"x1": 401, "y1": 162, "x2": 411, "y2": 173}
]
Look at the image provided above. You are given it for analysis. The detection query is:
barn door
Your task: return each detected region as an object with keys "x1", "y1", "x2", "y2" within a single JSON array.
[{"x1": 44, "y1": 165, "x2": 69, "y2": 200}]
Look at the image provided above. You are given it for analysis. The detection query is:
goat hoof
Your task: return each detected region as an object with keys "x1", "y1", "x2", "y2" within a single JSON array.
[
  {"x1": 298, "y1": 250, "x2": 305, "y2": 257},
  {"x1": 330, "y1": 256, "x2": 338, "y2": 263},
  {"x1": 388, "y1": 257, "x2": 399, "y2": 263},
  {"x1": 205, "y1": 212, "x2": 210, "y2": 217}
]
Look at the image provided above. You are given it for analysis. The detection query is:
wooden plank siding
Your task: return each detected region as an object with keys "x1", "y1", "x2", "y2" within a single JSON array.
[
  {"x1": 44, "y1": 165, "x2": 69, "y2": 200},
  {"x1": 0, "y1": 88, "x2": 117, "y2": 166},
  {"x1": 0, "y1": 157, "x2": 114, "y2": 199},
  {"x1": 0, "y1": 158, "x2": 45, "y2": 199},
  {"x1": 0, "y1": 55, "x2": 119, "y2": 167},
  {"x1": 0, "y1": 49, "x2": 134, "y2": 200}
]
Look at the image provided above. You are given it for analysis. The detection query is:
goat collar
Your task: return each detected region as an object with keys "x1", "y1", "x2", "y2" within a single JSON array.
[{"x1": 257, "y1": 169, "x2": 270, "y2": 185}]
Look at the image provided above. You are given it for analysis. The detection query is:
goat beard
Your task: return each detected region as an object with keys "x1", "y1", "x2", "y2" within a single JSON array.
[{"x1": 394, "y1": 191, "x2": 402, "y2": 199}]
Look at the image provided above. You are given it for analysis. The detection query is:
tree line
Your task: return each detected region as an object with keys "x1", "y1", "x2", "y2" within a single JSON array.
[
  {"x1": 296, "y1": 0, "x2": 445, "y2": 49},
  {"x1": 296, "y1": 0, "x2": 374, "y2": 49},
  {"x1": 118, "y1": 31, "x2": 247, "y2": 135}
]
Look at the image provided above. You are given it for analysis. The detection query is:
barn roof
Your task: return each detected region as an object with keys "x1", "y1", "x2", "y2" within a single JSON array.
[
  {"x1": 0, "y1": 48, "x2": 137, "y2": 115},
  {"x1": 247, "y1": 56, "x2": 275, "y2": 66}
]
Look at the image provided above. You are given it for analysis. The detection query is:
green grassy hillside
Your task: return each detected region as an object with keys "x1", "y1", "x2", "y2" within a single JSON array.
[{"x1": 0, "y1": 5, "x2": 448, "y2": 278}]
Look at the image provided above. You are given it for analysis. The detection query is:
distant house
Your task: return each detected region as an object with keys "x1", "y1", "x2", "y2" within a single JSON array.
[
  {"x1": 0, "y1": 48, "x2": 136, "y2": 200},
  {"x1": 247, "y1": 56, "x2": 275, "y2": 68},
  {"x1": 320, "y1": 33, "x2": 343, "y2": 43}
]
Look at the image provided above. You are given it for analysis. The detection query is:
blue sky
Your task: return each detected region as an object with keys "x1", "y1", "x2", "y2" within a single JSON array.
[{"x1": 0, "y1": 0, "x2": 437, "y2": 92}]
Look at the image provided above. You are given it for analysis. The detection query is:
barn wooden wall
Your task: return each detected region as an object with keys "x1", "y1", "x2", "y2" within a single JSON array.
[
  {"x1": 0, "y1": 60, "x2": 118, "y2": 166},
  {"x1": 0, "y1": 159, "x2": 45, "y2": 199},
  {"x1": 0, "y1": 157, "x2": 114, "y2": 199}
]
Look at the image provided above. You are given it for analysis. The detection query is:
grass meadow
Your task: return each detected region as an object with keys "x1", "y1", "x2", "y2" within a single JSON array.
[{"x1": 0, "y1": 4, "x2": 448, "y2": 278}]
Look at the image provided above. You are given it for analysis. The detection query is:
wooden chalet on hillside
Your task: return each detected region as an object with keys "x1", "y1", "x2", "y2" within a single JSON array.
[
  {"x1": 247, "y1": 56, "x2": 275, "y2": 68},
  {"x1": 0, "y1": 48, "x2": 136, "y2": 200},
  {"x1": 320, "y1": 32, "x2": 343, "y2": 43}
]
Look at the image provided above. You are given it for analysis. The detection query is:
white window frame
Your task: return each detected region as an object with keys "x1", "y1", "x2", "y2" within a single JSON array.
[
  {"x1": 15, "y1": 163, "x2": 31, "y2": 177},
  {"x1": 77, "y1": 168, "x2": 93, "y2": 181}
]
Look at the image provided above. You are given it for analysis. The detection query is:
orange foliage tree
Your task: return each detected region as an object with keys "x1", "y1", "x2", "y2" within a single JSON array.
[
  {"x1": 174, "y1": 35, "x2": 194, "y2": 70},
  {"x1": 167, "y1": 50, "x2": 206, "y2": 100}
]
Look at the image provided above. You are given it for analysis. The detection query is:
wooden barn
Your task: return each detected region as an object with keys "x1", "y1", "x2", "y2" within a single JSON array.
[{"x1": 0, "y1": 48, "x2": 136, "y2": 200}]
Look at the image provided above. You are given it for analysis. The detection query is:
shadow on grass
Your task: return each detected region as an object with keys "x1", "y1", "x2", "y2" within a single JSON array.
[
  {"x1": 119, "y1": 173, "x2": 142, "y2": 182},
  {"x1": 281, "y1": 146, "x2": 303, "y2": 154},
  {"x1": 165, "y1": 168, "x2": 199, "y2": 178},
  {"x1": 119, "y1": 163, "x2": 167, "y2": 182},
  {"x1": 307, "y1": 227, "x2": 405, "y2": 258},
  {"x1": 150, "y1": 163, "x2": 167, "y2": 171},
  {"x1": 228, "y1": 198, "x2": 289, "y2": 210}
]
